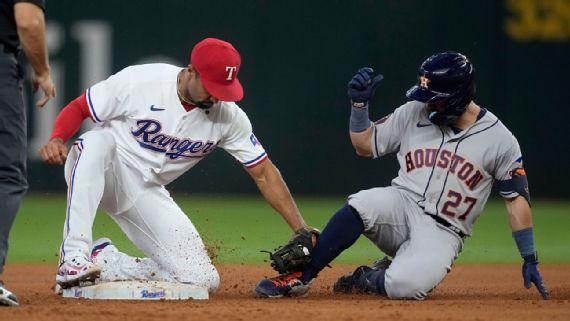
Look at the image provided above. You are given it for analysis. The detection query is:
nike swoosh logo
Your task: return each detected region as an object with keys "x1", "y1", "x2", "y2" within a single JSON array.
[
  {"x1": 150, "y1": 105, "x2": 165, "y2": 111},
  {"x1": 416, "y1": 122, "x2": 432, "y2": 128}
]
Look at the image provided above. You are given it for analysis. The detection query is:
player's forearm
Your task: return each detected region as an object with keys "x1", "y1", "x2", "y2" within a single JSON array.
[
  {"x1": 349, "y1": 127, "x2": 373, "y2": 157},
  {"x1": 251, "y1": 160, "x2": 306, "y2": 231},
  {"x1": 506, "y1": 196, "x2": 538, "y2": 263},
  {"x1": 15, "y1": 4, "x2": 50, "y2": 78},
  {"x1": 506, "y1": 196, "x2": 533, "y2": 232}
]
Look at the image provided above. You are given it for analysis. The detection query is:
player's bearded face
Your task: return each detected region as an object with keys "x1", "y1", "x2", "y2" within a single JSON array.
[
  {"x1": 186, "y1": 70, "x2": 218, "y2": 109},
  {"x1": 426, "y1": 100, "x2": 447, "y2": 113}
]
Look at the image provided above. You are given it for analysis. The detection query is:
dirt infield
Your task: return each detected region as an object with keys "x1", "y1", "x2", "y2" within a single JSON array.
[{"x1": 1, "y1": 264, "x2": 569, "y2": 321}]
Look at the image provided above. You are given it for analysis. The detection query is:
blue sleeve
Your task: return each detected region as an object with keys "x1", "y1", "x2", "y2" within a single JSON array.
[{"x1": 512, "y1": 227, "x2": 535, "y2": 258}]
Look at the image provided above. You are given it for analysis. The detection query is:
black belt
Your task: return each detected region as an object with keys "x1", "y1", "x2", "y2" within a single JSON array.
[{"x1": 429, "y1": 214, "x2": 466, "y2": 239}]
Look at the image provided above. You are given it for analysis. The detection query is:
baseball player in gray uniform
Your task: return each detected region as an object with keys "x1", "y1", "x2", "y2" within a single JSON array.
[{"x1": 255, "y1": 52, "x2": 550, "y2": 300}]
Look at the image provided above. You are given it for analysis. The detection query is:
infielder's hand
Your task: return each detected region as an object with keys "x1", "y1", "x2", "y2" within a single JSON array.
[
  {"x1": 522, "y1": 253, "x2": 550, "y2": 299},
  {"x1": 347, "y1": 67, "x2": 383, "y2": 108},
  {"x1": 39, "y1": 137, "x2": 68, "y2": 165},
  {"x1": 33, "y1": 72, "x2": 56, "y2": 108}
]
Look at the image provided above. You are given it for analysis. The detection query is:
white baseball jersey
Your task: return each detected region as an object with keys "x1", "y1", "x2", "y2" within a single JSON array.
[
  {"x1": 85, "y1": 63, "x2": 267, "y2": 186},
  {"x1": 371, "y1": 101, "x2": 523, "y2": 236},
  {"x1": 58, "y1": 63, "x2": 266, "y2": 282}
]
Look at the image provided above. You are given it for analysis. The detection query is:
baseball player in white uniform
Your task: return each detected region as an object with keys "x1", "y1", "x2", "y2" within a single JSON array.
[
  {"x1": 255, "y1": 52, "x2": 550, "y2": 300},
  {"x1": 39, "y1": 38, "x2": 312, "y2": 291}
]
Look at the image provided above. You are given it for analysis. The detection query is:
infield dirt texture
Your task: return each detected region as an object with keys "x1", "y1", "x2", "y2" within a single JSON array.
[
  {"x1": 2, "y1": 264, "x2": 570, "y2": 321},
  {"x1": 2, "y1": 195, "x2": 569, "y2": 320}
]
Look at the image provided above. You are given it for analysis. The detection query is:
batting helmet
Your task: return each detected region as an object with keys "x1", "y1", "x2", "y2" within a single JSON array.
[{"x1": 406, "y1": 51, "x2": 475, "y2": 126}]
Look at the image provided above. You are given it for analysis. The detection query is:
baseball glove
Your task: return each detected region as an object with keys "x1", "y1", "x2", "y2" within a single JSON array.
[{"x1": 262, "y1": 226, "x2": 320, "y2": 274}]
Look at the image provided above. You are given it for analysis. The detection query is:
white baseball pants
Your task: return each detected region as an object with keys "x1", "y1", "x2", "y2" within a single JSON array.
[{"x1": 60, "y1": 130, "x2": 219, "y2": 290}]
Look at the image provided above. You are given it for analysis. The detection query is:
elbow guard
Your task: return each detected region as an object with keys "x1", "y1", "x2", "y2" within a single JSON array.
[{"x1": 497, "y1": 168, "x2": 531, "y2": 206}]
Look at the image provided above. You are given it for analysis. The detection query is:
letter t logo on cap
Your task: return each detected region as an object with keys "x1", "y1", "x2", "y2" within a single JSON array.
[{"x1": 226, "y1": 66, "x2": 237, "y2": 81}]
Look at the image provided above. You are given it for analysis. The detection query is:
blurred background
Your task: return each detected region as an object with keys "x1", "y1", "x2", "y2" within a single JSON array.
[
  {"x1": 24, "y1": 0, "x2": 570, "y2": 197},
  {"x1": 9, "y1": 0, "x2": 570, "y2": 265}
]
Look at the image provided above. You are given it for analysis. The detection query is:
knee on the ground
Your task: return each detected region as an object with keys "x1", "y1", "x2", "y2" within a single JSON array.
[
  {"x1": 384, "y1": 268, "x2": 432, "y2": 300},
  {"x1": 172, "y1": 263, "x2": 220, "y2": 291}
]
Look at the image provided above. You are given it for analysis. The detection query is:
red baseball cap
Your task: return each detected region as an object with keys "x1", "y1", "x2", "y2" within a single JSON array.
[{"x1": 190, "y1": 38, "x2": 243, "y2": 102}]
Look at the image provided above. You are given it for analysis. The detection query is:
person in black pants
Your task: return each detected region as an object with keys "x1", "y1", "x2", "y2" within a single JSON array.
[{"x1": 0, "y1": 0, "x2": 55, "y2": 306}]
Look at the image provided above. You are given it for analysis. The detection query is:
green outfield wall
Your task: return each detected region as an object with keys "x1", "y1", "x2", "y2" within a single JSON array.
[{"x1": 24, "y1": 0, "x2": 569, "y2": 196}]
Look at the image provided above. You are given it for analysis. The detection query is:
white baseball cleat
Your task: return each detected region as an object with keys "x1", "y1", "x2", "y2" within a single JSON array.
[
  {"x1": 0, "y1": 281, "x2": 18, "y2": 306},
  {"x1": 90, "y1": 237, "x2": 117, "y2": 264},
  {"x1": 56, "y1": 256, "x2": 101, "y2": 289},
  {"x1": 53, "y1": 283, "x2": 63, "y2": 295}
]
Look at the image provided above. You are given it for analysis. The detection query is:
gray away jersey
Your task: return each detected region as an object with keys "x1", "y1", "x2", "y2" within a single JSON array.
[{"x1": 371, "y1": 101, "x2": 524, "y2": 236}]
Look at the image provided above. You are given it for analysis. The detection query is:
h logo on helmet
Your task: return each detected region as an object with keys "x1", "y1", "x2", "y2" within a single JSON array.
[
  {"x1": 420, "y1": 75, "x2": 430, "y2": 88},
  {"x1": 225, "y1": 66, "x2": 237, "y2": 81}
]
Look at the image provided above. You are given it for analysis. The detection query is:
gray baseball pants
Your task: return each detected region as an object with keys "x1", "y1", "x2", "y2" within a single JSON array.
[
  {"x1": 0, "y1": 48, "x2": 28, "y2": 274},
  {"x1": 348, "y1": 186, "x2": 463, "y2": 299}
]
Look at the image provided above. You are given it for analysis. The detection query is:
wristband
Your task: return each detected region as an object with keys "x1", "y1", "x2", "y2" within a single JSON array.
[
  {"x1": 513, "y1": 227, "x2": 535, "y2": 258},
  {"x1": 349, "y1": 103, "x2": 372, "y2": 132}
]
